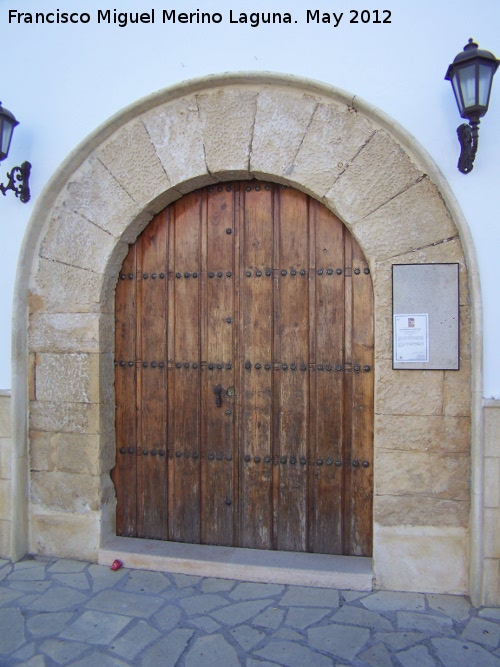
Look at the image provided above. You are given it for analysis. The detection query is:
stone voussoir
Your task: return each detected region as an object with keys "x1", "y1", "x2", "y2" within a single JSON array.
[
  {"x1": 142, "y1": 97, "x2": 209, "y2": 192},
  {"x1": 325, "y1": 128, "x2": 424, "y2": 223},
  {"x1": 250, "y1": 87, "x2": 319, "y2": 178},
  {"x1": 292, "y1": 99, "x2": 375, "y2": 197},
  {"x1": 62, "y1": 156, "x2": 143, "y2": 238},
  {"x1": 32, "y1": 259, "x2": 113, "y2": 314},
  {"x1": 349, "y1": 177, "x2": 457, "y2": 261},
  {"x1": 40, "y1": 202, "x2": 120, "y2": 275},
  {"x1": 96, "y1": 118, "x2": 172, "y2": 209},
  {"x1": 197, "y1": 87, "x2": 258, "y2": 175}
]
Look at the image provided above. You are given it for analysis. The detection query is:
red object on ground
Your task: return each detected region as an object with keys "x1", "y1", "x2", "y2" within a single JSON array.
[{"x1": 110, "y1": 559, "x2": 123, "y2": 571}]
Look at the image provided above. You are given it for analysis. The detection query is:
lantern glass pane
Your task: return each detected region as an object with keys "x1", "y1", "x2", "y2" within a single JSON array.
[
  {"x1": 451, "y1": 74, "x2": 464, "y2": 114},
  {"x1": 478, "y1": 64, "x2": 494, "y2": 107},
  {"x1": 0, "y1": 116, "x2": 15, "y2": 161},
  {"x1": 458, "y1": 64, "x2": 477, "y2": 110}
]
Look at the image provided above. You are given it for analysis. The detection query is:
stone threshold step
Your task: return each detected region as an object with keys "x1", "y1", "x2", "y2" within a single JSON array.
[{"x1": 99, "y1": 537, "x2": 373, "y2": 590}]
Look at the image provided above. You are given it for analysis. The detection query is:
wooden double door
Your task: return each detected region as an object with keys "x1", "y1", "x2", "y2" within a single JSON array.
[{"x1": 112, "y1": 181, "x2": 374, "y2": 556}]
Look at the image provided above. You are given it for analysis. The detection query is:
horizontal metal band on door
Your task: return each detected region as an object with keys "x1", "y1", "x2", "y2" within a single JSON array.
[
  {"x1": 117, "y1": 448, "x2": 371, "y2": 468},
  {"x1": 114, "y1": 361, "x2": 372, "y2": 372},
  {"x1": 119, "y1": 268, "x2": 371, "y2": 280}
]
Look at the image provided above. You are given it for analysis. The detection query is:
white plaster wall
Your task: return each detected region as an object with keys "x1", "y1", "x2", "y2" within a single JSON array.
[{"x1": 1, "y1": 0, "x2": 500, "y2": 396}]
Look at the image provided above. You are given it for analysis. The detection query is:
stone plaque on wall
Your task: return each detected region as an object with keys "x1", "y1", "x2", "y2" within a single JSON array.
[{"x1": 393, "y1": 264, "x2": 459, "y2": 370}]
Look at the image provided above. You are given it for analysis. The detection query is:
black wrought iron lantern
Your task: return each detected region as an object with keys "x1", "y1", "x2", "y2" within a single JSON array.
[
  {"x1": 0, "y1": 101, "x2": 31, "y2": 203},
  {"x1": 445, "y1": 39, "x2": 499, "y2": 174},
  {"x1": 0, "y1": 102, "x2": 19, "y2": 162}
]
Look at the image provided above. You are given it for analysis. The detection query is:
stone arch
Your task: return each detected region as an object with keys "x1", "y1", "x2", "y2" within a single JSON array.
[{"x1": 12, "y1": 73, "x2": 481, "y2": 600}]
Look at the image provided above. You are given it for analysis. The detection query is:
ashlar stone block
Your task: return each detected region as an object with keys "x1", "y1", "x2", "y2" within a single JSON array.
[
  {"x1": 431, "y1": 453, "x2": 471, "y2": 501},
  {"x1": 375, "y1": 415, "x2": 471, "y2": 453},
  {"x1": 375, "y1": 450, "x2": 469, "y2": 500},
  {"x1": 436, "y1": 464, "x2": 472, "y2": 504},
  {"x1": 292, "y1": 101, "x2": 375, "y2": 197},
  {"x1": 197, "y1": 88, "x2": 258, "y2": 176},
  {"x1": 30, "y1": 431, "x2": 109, "y2": 476},
  {"x1": 33, "y1": 259, "x2": 113, "y2": 314},
  {"x1": 29, "y1": 509, "x2": 102, "y2": 560},
  {"x1": 29, "y1": 313, "x2": 114, "y2": 354},
  {"x1": 97, "y1": 119, "x2": 172, "y2": 209},
  {"x1": 143, "y1": 97, "x2": 209, "y2": 191},
  {"x1": 62, "y1": 156, "x2": 143, "y2": 239},
  {"x1": 326, "y1": 130, "x2": 423, "y2": 223},
  {"x1": 374, "y1": 525, "x2": 468, "y2": 594},
  {"x1": 29, "y1": 400, "x2": 109, "y2": 435},
  {"x1": 40, "y1": 203, "x2": 120, "y2": 274},
  {"x1": 349, "y1": 178, "x2": 457, "y2": 261},
  {"x1": 31, "y1": 471, "x2": 103, "y2": 513},
  {"x1": 35, "y1": 353, "x2": 101, "y2": 404},
  {"x1": 29, "y1": 431, "x2": 55, "y2": 472},
  {"x1": 376, "y1": 364, "x2": 444, "y2": 416},
  {"x1": 374, "y1": 495, "x2": 469, "y2": 528},
  {"x1": 250, "y1": 88, "x2": 319, "y2": 179}
]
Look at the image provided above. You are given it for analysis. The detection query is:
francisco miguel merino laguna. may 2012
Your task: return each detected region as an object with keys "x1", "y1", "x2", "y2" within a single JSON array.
[{"x1": 6, "y1": 8, "x2": 391, "y2": 28}]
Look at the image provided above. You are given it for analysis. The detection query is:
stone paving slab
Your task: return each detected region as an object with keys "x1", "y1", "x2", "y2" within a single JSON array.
[{"x1": 0, "y1": 556, "x2": 500, "y2": 666}]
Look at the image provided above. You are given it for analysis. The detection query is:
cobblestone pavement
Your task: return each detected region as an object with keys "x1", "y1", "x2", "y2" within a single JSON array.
[{"x1": 1, "y1": 557, "x2": 500, "y2": 666}]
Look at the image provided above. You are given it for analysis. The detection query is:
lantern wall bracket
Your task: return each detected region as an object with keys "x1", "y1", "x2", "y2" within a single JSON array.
[
  {"x1": 445, "y1": 39, "x2": 499, "y2": 175},
  {"x1": 0, "y1": 160, "x2": 31, "y2": 203},
  {"x1": 456, "y1": 120, "x2": 479, "y2": 174}
]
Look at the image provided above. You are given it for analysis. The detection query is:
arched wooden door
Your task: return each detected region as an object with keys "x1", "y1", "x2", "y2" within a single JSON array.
[{"x1": 112, "y1": 181, "x2": 374, "y2": 556}]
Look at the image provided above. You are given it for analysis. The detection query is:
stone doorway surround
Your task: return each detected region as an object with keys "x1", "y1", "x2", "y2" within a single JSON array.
[{"x1": 10, "y1": 73, "x2": 482, "y2": 602}]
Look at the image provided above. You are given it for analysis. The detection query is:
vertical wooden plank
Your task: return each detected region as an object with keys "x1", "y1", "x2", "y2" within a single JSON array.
[
  {"x1": 168, "y1": 192, "x2": 202, "y2": 543},
  {"x1": 166, "y1": 205, "x2": 176, "y2": 539},
  {"x1": 342, "y1": 235, "x2": 354, "y2": 554},
  {"x1": 239, "y1": 183, "x2": 274, "y2": 549},
  {"x1": 309, "y1": 200, "x2": 345, "y2": 554},
  {"x1": 274, "y1": 186, "x2": 309, "y2": 552},
  {"x1": 348, "y1": 236, "x2": 374, "y2": 555},
  {"x1": 201, "y1": 184, "x2": 237, "y2": 546},
  {"x1": 113, "y1": 246, "x2": 137, "y2": 537},
  {"x1": 136, "y1": 212, "x2": 168, "y2": 539}
]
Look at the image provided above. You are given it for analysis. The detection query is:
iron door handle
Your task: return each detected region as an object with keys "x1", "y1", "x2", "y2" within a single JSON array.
[{"x1": 214, "y1": 384, "x2": 224, "y2": 407}]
